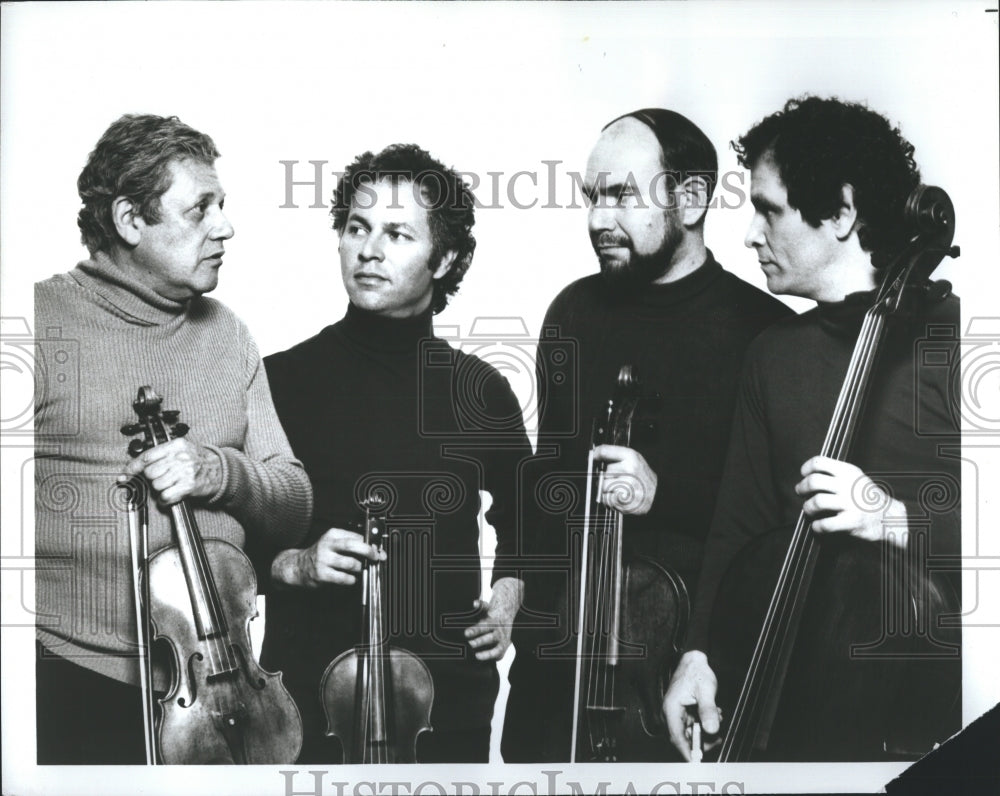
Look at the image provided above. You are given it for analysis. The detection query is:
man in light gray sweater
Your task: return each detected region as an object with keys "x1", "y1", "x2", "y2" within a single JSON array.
[{"x1": 34, "y1": 114, "x2": 312, "y2": 764}]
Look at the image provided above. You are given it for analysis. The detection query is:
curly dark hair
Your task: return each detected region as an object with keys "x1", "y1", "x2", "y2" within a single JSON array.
[
  {"x1": 77, "y1": 114, "x2": 220, "y2": 254},
  {"x1": 331, "y1": 144, "x2": 476, "y2": 314},
  {"x1": 732, "y1": 96, "x2": 920, "y2": 259}
]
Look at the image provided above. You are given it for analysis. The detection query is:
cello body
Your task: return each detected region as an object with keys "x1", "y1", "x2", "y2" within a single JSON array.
[
  {"x1": 708, "y1": 185, "x2": 962, "y2": 761},
  {"x1": 711, "y1": 531, "x2": 960, "y2": 760}
]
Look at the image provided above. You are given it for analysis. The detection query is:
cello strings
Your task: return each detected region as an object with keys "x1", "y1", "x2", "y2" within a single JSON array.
[{"x1": 724, "y1": 305, "x2": 885, "y2": 758}]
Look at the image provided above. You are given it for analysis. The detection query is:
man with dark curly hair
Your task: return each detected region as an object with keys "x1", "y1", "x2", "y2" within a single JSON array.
[
  {"x1": 34, "y1": 114, "x2": 312, "y2": 763},
  {"x1": 256, "y1": 144, "x2": 531, "y2": 763},
  {"x1": 663, "y1": 96, "x2": 961, "y2": 761}
]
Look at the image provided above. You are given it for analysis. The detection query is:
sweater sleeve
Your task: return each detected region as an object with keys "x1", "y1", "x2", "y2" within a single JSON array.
[
  {"x1": 685, "y1": 349, "x2": 781, "y2": 653},
  {"x1": 479, "y1": 371, "x2": 534, "y2": 585},
  {"x1": 206, "y1": 331, "x2": 312, "y2": 548}
]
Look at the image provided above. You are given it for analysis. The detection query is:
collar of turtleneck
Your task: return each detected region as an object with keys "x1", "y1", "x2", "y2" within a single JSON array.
[
  {"x1": 72, "y1": 251, "x2": 189, "y2": 324},
  {"x1": 815, "y1": 288, "x2": 878, "y2": 338},
  {"x1": 609, "y1": 251, "x2": 722, "y2": 311},
  {"x1": 339, "y1": 301, "x2": 435, "y2": 353}
]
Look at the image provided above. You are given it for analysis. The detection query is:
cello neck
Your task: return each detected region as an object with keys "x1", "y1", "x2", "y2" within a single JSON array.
[{"x1": 720, "y1": 184, "x2": 961, "y2": 761}]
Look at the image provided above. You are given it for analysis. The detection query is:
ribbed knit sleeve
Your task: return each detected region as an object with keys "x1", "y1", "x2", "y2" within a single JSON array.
[
  {"x1": 34, "y1": 256, "x2": 312, "y2": 685},
  {"x1": 206, "y1": 328, "x2": 312, "y2": 547}
]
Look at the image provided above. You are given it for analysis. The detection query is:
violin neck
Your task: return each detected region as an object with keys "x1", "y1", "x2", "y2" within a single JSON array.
[
  {"x1": 170, "y1": 501, "x2": 229, "y2": 640},
  {"x1": 359, "y1": 504, "x2": 391, "y2": 757}
]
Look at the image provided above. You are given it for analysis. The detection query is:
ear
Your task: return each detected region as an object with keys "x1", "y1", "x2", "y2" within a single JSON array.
[
  {"x1": 678, "y1": 175, "x2": 711, "y2": 227},
  {"x1": 111, "y1": 196, "x2": 143, "y2": 247},
  {"x1": 830, "y1": 183, "x2": 859, "y2": 241},
  {"x1": 431, "y1": 249, "x2": 458, "y2": 280}
]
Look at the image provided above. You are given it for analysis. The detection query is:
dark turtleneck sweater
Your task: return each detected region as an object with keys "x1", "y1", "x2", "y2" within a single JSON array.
[
  {"x1": 517, "y1": 253, "x2": 793, "y2": 628},
  {"x1": 687, "y1": 286, "x2": 961, "y2": 759},
  {"x1": 257, "y1": 303, "x2": 531, "y2": 738},
  {"x1": 504, "y1": 252, "x2": 792, "y2": 758}
]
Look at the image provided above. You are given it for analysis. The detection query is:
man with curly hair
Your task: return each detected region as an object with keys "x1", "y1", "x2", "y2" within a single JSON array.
[
  {"x1": 34, "y1": 114, "x2": 312, "y2": 763},
  {"x1": 663, "y1": 96, "x2": 961, "y2": 761},
  {"x1": 256, "y1": 144, "x2": 531, "y2": 763}
]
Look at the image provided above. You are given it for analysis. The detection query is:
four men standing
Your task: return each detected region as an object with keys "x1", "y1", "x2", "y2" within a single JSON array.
[{"x1": 34, "y1": 99, "x2": 963, "y2": 765}]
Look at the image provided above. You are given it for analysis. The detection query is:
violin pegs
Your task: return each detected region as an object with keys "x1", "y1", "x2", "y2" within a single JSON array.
[
  {"x1": 162, "y1": 410, "x2": 180, "y2": 423},
  {"x1": 172, "y1": 423, "x2": 190, "y2": 437},
  {"x1": 128, "y1": 439, "x2": 148, "y2": 458},
  {"x1": 120, "y1": 423, "x2": 143, "y2": 436}
]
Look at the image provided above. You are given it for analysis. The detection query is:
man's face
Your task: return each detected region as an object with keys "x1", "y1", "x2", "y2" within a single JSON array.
[
  {"x1": 746, "y1": 154, "x2": 840, "y2": 300},
  {"x1": 339, "y1": 178, "x2": 450, "y2": 318},
  {"x1": 584, "y1": 118, "x2": 683, "y2": 288},
  {"x1": 132, "y1": 158, "x2": 234, "y2": 301}
]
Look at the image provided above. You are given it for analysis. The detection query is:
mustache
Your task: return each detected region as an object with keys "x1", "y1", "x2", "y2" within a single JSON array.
[{"x1": 593, "y1": 231, "x2": 631, "y2": 248}]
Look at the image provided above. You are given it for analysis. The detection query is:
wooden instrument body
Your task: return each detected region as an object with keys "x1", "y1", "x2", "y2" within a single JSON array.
[
  {"x1": 711, "y1": 530, "x2": 960, "y2": 760},
  {"x1": 321, "y1": 646, "x2": 434, "y2": 764},
  {"x1": 572, "y1": 365, "x2": 690, "y2": 762},
  {"x1": 576, "y1": 553, "x2": 688, "y2": 762},
  {"x1": 125, "y1": 386, "x2": 303, "y2": 765},
  {"x1": 150, "y1": 538, "x2": 304, "y2": 764},
  {"x1": 319, "y1": 498, "x2": 435, "y2": 764},
  {"x1": 709, "y1": 185, "x2": 962, "y2": 761}
]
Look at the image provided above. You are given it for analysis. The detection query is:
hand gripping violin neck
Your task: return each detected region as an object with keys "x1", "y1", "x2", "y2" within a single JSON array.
[
  {"x1": 320, "y1": 496, "x2": 434, "y2": 763},
  {"x1": 570, "y1": 365, "x2": 690, "y2": 762},
  {"x1": 123, "y1": 386, "x2": 303, "y2": 764}
]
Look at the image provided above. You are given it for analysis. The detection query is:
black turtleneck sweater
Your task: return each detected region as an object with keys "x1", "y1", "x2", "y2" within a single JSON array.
[
  {"x1": 506, "y1": 255, "x2": 792, "y2": 723},
  {"x1": 687, "y1": 287, "x2": 961, "y2": 759},
  {"x1": 256, "y1": 303, "x2": 531, "y2": 741},
  {"x1": 519, "y1": 254, "x2": 793, "y2": 622}
]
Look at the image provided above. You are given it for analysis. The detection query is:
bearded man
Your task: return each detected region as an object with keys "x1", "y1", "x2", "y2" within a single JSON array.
[{"x1": 501, "y1": 108, "x2": 792, "y2": 762}]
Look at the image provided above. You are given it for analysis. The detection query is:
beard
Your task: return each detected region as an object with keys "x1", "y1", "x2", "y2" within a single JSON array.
[{"x1": 593, "y1": 221, "x2": 683, "y2": 292}]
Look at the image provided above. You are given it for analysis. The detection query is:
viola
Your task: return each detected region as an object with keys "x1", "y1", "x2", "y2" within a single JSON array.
[
  {"x1": 711, "y1": 186, "x2": 962, "y2": 761},
  {"x1": 320, "y1": 496, "x2": 434, "y2": 763},
  {"x1": 123, "y1": 386, "x2": 303, "y2": 764},
  {"x1": 570, "y1": 365, "x2": 690, "y2": 762}
]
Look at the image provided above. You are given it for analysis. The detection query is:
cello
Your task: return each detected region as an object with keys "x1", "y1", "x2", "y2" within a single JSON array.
[
  {"x1": 122, "y1": 386, "x2": 303, "y2": 764},
  {"x1": 710, "y1": 185, "x2": 962, "y2": 761},
  {"x1": 571, "y1": 365, "x2": 690, "y2": 762},
  {"x1": 320, "y1": 496, "x2": 435, "y2": 763}
]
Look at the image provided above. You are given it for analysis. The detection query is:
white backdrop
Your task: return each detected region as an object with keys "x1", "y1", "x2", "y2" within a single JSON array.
[{"x1": 2, "y1": 2, "x2": 998, "y2": 794}]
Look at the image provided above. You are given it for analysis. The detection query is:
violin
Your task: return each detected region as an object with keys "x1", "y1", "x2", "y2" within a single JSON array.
[
  {"x1": 320, "y1": 496, "x2": 434, "y2": 763},
  {"x1": 122, "y1": 386, "x2": 303, "y2": 764},
  {"x1": 570, "y1": 365, "x2": 690, "y2": 762},
  {"x1": 711, "y1": 186, "x2": 962, "y2": 761}
]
